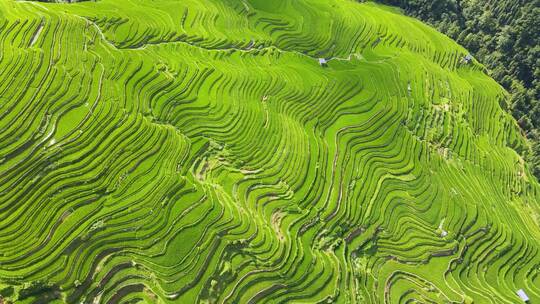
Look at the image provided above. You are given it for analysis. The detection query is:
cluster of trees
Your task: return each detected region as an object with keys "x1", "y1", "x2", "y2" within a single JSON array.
[{"x1": 375, "y1": 0, "x2": 539, "y2": 179}]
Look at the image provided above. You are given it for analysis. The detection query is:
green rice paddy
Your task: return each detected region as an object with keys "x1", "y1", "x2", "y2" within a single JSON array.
[{"x1": 0, "y1": 0, "x2": 539, "y2": 303}]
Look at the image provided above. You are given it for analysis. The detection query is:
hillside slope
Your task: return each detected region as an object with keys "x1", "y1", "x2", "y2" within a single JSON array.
[
  {"x1": 0, "y1": 0, "x2": 539, "y2": 303},
  {"x1": 374, "y1": 0, "x2": 540, "y2": 180}
]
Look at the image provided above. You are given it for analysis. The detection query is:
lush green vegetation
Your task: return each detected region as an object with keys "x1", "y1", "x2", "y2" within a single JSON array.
[
  {"x1": 0, "y1": 0, "x2": 538, "y2": 303},
  {"x1": 374, "y1": 0, "x2": 540, "y2": 179}
]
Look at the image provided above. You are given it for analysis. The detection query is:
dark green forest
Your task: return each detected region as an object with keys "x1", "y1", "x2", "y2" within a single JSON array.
[{"x1": 376, "y1": 0, "x2": 540, "y2": 178}]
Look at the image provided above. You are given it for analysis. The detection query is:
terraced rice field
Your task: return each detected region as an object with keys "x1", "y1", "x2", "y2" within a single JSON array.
[{"x1": 0, "y1": 0, "x2": 539, "y2": 303}]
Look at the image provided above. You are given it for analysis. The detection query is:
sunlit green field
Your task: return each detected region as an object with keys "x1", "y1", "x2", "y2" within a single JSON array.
[{"x1": 0, "y1": 0, "x2": 539, "y2": 303}]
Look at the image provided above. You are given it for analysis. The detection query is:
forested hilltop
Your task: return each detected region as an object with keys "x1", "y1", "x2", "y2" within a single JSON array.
[{"x1": 375, "y1": 0, "x2": 540, "y2": 178}]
